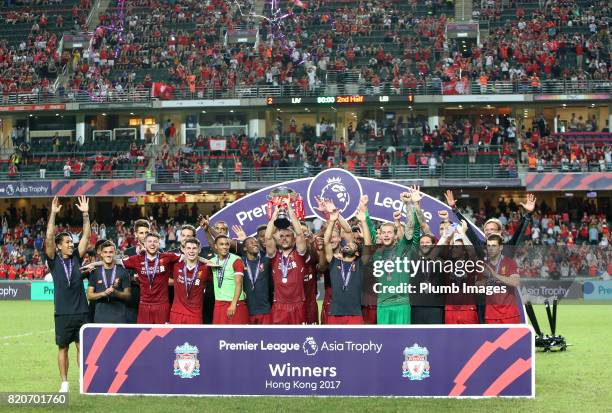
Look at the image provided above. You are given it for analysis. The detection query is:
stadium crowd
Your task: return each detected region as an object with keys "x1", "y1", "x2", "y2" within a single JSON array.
[{"x1": 0, "y1": 0, "x2": 608, "y2": 97}]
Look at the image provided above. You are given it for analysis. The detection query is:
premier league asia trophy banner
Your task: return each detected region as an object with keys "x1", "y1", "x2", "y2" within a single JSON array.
[{"x1": 81, "y1": 325, "x2": 534, "y2": 397}]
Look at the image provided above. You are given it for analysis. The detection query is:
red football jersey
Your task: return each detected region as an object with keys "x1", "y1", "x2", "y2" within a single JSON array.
[
  {"x1": 171, "y1": 261, "x2": 207, "y2": 319},
  {"x1": 485, "y1": 256, "x2": 520, "y2": 321},
  {"x1": 123, "y1": 252, "x2": 180, "y2": 304},
  {"x1": 269, "y1": 249, "x2": 311, "y2": 304},
  {"x1": 303, "y1": 247, "x2": 318, "y2": 302}
]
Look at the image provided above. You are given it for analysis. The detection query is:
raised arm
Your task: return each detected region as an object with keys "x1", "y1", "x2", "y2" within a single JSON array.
[
  {"x1": 508, "y1": 194, "x2": 536, "y2": 247},
  {"x1": 45, "y1": 197, "x2": 62, "y2": 259},
  {"x1": 198, "y1": 215, "x2": 217, "y2": 252},
  {"x1": 287, "y1": 199, "x2": 307, "y2": 254},
  {"x1": 356, "y1": 207, "x2": 371, "y2": 247},
  {"x1": 393, "y1": 210, "x2": 405, "y2": 241},
  {"x1": 323, "y1": 210, "x2": 339, "y2": 264},
  {"x1": 409, "y1": 185, "x2": 431, "y2": 241},
  {"x1": 445, "y1": 190, "x2": 484, "y2": 254},
  {"x1": 318, "y1": 197, "x2": 353, "y2": 243},
  {"x1": 315, "y1": 233, "x2": 328, "y2": 272},
  {"x1": 76, "y1": 196, "x2": 90, "y2": 258},
  {"x1": 265, "y1": 206, "x2": 280, "y2": 257},
  {"x1": 400, "y1": 191, "x2": 415, "y2": 241}
]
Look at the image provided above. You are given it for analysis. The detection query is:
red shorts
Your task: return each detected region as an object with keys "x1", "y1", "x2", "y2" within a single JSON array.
[
  {"x1": 271, "y1": 302, "x2": 305, "y2": 325},
  {"x1": 213, "y1": 301, "x2": 249, "y2": 324},
  {"x1": 445, "y1": 307, "x2": 479, "y2": 324},
  {"x1": 169, "y1": 311, "x2": 202, "y2": 325},
  {"x1": 485, "y1": 315, "x2": 522, "y2": 324},
  {"x1": 304, "y1": 298, "x2": 319, "y2": 324},
  {"x1": 249, "y1": 313, "x2": 272, "y2": 324},
  {"x1": 327, "y1": 315, "x2": 364, "y2": 325},
  {"x1": 361, "y1": 305, "x2": 377, "y2": 325},
  {"x1": 138, "y1": 302, "x2": 170, "y2": 324}
]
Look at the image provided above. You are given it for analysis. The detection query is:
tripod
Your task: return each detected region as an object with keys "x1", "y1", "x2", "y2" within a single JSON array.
[{"x1": 524, "y1": 299, "x2": 568, "y2": 352}]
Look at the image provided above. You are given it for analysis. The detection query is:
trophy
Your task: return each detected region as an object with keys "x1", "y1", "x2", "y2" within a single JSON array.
[{"x1": 266, "y1": 187, "x2": 305, "y2": 229}]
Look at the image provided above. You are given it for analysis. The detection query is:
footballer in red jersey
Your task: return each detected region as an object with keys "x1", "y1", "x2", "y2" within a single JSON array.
[
  {"x1": 484, "y1": 234, "x2": 521, "y2": 324},
  {"x1": 170, "y1": 238, "x2": 209, "y2": 324},
  {"x1": 302, "y1": 223, "x2": 319, "y2": 324},
  {"x1": 265, "y1": 202, "x2": 310, "y2": 324},
  {"x1": 122, "y1": 232, "x2": 180, "y2": 324}
]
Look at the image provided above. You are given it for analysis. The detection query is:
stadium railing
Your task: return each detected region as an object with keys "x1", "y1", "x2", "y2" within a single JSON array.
[
  {"x1": 153, "y1": 164, "x2": 517, "y2": 183},
  {"x1": 3, "y1": 80, "x2": 611, "y2": 105},
  {"x1": 1, "y1": 170, "x2": 142, "y2": 180}
]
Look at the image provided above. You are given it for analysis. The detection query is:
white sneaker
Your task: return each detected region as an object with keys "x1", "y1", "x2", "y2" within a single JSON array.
[{"x1": 59, "y1": 381, "x2": 69, "y2": 393}]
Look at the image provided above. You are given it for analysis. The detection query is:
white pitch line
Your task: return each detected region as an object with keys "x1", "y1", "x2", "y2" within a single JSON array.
[{"x1": 0, "y1": 328, "x2": 53, "y2": 341}]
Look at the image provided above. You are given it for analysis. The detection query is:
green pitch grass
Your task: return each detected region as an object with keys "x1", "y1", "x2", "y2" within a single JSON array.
[{"x1": 0, "y1": 302, "x2": 611, "y2": 413}]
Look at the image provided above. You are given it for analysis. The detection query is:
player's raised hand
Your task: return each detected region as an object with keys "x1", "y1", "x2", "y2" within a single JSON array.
[
  {"x1": 313, "y1": 196, "x2": 326, "y2": 212},
  {"x1": 232, "y1": 225, "x2": 247, "y2": 241},
  {"x1": 444, "y1": 190, "x2": 456, "y2": 209},
  {"x1": 359, "y1": 195, "x2": 369, "y2": 207},
  {"x1": 75, "y1": 196, "x2": 89, "y2": 213},
  {"x1": 393, "y1": 211, "x2": 402, "y2": 222},
  {"x1": 458, "y1": 220, "x2": 468, "y2": 235},
  {"x1": 51, "y1": 196, "x2": 62, "y2": 214},
  {"x1": 409, "y1": 185, "x2": 422, "y2": 204},
  {"x1": 520, "y1": 193, "x2": 537, "y2": 213},
  {"x1": 198, "y1": 214, "x2": 209, "y2": 230},
  {"x1": 399, "y1": 192, "x2": 411, "y2": 203}
]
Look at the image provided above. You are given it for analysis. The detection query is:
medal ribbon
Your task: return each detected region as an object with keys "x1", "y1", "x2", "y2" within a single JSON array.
[
  {"x1": 101, "y1": 265, "x2": 117, "y2": 289},
  {"x1": 245, "y1": 256, "x2": 261, "y2": 290},
  {"x1": 340, "y1": 260, "x2": 354, "y2": 291},
  {"x1": 280, "y1": 253, "x2": 291, "y2": 284},
  {"x1": 183, "y1": 263, "x2": 199, "y2": 298},
  {"x1": 216, "y1": 255, "x2": 230, "y2": 288},
  {"x1": 486, "y1": 256, "x2": 503, "y2": 285},
  {"x1": 61, "y1": 258, "x2": 72, "y2": 287},
  {"x1": 144, "y1": 254, "x2": 160, "y2": 289}
]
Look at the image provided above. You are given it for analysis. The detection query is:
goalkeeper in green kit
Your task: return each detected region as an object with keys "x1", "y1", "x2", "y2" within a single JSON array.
[{"x1": 374, "y1": 186, "x2": 430, "y2": 324}]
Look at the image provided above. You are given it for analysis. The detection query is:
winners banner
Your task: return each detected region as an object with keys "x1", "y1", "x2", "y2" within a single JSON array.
[{"x1": 81, "y1": 325, "x2": 534, "y2": 397}]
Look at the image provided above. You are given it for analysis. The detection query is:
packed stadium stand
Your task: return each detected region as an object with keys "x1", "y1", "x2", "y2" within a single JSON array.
[{"x1": 0, "y1": 0, "x2": 610, "y2": 243}]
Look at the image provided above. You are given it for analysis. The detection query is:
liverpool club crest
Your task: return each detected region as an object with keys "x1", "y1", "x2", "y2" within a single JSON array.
[
  {"x1": 402, "y1": 343, "x2": 430, "y2": 380},
  {"x1": 173, "y1": 342, "x2": 200, "y2": 379}
]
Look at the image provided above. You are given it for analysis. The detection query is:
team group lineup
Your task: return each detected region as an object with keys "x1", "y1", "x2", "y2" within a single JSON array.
[{"x1": 44, "y1": 187, "x2": 537, "y2": 391}]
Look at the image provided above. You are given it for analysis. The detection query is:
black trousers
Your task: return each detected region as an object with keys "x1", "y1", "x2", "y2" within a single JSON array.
[{"x1": 411, "y1": 306, "x2": 445, "y2": 324}]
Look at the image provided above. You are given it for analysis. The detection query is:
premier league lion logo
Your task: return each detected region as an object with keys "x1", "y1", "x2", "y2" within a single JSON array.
[
  {"x1": 307, "y1": 168, "x2": 362, "y2": 220},
  {"x1": 320, "y1": 177, "x2": 351, "y2": 213},
  {"x1": 173, "y1": 342, "x2": 200, "y2": 379},
  {"x1": 303, "y1": 337, "x2": 318, "y2": 356},
  {"x1": 402, "y1": 343, "x2": 430, "y2": 380}
]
